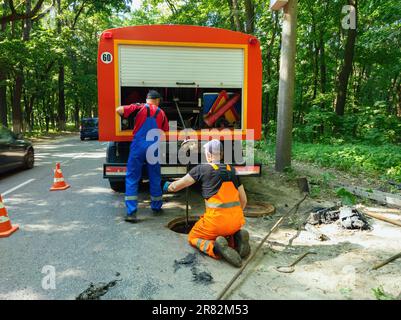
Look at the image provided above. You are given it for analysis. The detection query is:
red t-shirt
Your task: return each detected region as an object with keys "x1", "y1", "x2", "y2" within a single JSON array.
[{"x1": 123, "y1": 103, "x2": 169, "y2": 138}]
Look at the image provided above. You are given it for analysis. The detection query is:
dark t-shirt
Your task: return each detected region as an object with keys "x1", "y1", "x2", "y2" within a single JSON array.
[{"x1": 188, "y1": 163, "x2": 242, "y2": 200}]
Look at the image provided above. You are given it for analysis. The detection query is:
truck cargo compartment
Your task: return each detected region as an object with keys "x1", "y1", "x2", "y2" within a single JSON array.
[{"x1": 120, "y1": 87, "x2": 242, "y2": 131}]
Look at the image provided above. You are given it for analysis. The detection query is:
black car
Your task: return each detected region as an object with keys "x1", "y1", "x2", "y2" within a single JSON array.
[
  {"x1": 0, "y1": 125, "x2": 34, "y2": 174},
  {"x1": 80, "y1": 117, "x2": 99, "y2": 141}
]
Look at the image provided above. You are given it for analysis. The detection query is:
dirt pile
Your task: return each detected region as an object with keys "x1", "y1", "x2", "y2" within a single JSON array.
[
  {"x1": 76, "y1": 279, "x2": 121, "y2": 300},
  {"x1": 174, "y1": 253, "x2": 213, "y2": 285}
]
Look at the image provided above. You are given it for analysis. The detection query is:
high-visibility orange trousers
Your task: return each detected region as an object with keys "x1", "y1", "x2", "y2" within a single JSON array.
[{"x1": 188, "y1": 208, "x2": 245, "y2": 259}]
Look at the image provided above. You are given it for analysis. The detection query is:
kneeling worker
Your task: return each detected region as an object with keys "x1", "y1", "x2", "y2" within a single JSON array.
[{"x1": 164, "y1": 139, "x2": 250, "y2": 267}]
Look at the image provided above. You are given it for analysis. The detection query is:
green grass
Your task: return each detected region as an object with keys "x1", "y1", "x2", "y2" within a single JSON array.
[
  {"x1": 257, "y1": 141, "x2": 401, "y2": 183},
  {"x1": 22, "y1": 123, "x2": 79, "y2": 139},
  {"x1": 372, "y1": 287, "x2": 400, "y2": 300}
]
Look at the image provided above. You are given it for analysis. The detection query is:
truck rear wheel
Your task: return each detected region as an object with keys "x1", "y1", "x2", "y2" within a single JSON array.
[
  {"x1": 109, "y1": 181, "x2": 126, "y2": 193},
  {"x1": 106, "y1": 142, "x2": 130, "y2": 192}
]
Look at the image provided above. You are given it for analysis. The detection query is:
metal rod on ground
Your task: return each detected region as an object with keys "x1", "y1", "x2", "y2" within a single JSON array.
[
  {"x1": 216, "y1": 194, "x2": 308, "y2": 300},
  {"x1": 275, "y1": 251, "x2": 316, "y2": 273},
  {"x1": 372, "y1": 252, "x2": 401, "y2": 270},
  {"x1": 185, "y1": 164, "x2": 190, "y2": 229}
]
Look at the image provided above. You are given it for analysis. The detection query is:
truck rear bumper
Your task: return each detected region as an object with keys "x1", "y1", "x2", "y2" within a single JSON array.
[{"x1": 103, "y1": 163, "x2": 262, "y2": 179}]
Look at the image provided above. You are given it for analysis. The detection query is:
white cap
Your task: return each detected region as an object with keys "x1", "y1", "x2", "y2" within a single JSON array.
[{"x1": 203, "y1": 139, "x2": 223, "y2": 156}]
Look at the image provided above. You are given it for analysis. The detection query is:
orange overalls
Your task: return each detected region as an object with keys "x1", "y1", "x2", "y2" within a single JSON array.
[{"x1": 188, "y1": 164, "x2": 245, "y2": 259}]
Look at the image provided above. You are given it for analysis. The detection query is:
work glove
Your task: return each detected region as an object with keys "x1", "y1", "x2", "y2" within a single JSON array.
[{"x1": 163, "y1": 181, "x2": 172, "y2": 193}]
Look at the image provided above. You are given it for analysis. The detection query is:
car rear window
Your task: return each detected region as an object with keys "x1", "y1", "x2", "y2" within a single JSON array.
[
  {"x1": 82, "y1": 119, "x2": 98, "y2": 127},
  {"x1": 0, "y1": 126, "x2": 13, "y2": 142}
]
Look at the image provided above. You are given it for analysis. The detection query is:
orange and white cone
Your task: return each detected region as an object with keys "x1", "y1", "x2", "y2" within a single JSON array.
[
  {"x1": 0, "y1": 195, "x2": 19, "y2": 238},
  {"x1": 50, "y1": 163, "x2": 70, "y2": 191}
]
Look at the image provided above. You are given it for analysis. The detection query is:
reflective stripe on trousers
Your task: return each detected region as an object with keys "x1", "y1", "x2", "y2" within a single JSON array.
[
  {"x1": 205, "y1": 201, "x2": 241, "y2": 209},
  {"x1": 192, "y1": 238, "x2": 214, "y2": 256}
]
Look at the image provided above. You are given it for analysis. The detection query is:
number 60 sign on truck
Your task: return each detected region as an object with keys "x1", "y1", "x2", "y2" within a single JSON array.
[{"x1": 98, "y1": 25, "x2": 262, "y2": 192}]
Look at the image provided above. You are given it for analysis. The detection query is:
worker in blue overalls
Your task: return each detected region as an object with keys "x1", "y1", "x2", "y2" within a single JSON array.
[{"x1": 116, "y1": 90, "x2": 169, "y2": 222}]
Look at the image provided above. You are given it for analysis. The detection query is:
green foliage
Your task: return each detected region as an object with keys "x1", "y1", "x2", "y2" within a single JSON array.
[
  {"x1": 372, "y1": 287, "x2": 400, "y2": 300},
  {"x1": 1, "y1": 0, "x2": 128, "y2": 132},
  {"x1": 2, "y1": 0, "x2": 401, "y2": 143},
  {"x1": 335, "y1": 188, "x2": 356, "y2": 206},
  {"x1": 257, "y1": 140, "x2": 401, "y2": 183}
]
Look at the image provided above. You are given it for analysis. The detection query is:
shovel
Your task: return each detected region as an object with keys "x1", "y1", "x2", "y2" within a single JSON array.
[{"x1": 275, "y1": 251, "x2": 316, "y2": 273}]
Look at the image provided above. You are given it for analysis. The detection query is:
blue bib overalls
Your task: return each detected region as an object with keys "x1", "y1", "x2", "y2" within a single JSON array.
[{"x1": 125, "y1": 104, "x2": 163, "y2": 214}]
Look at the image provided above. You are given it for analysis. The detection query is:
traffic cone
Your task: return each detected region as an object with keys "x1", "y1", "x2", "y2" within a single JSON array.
[
  {"x1": 50, "y1": 163, "x2": 70, "y2": 191},
  {"x1": 0, "y1": 195, "x2": 19, "y2": 238}
]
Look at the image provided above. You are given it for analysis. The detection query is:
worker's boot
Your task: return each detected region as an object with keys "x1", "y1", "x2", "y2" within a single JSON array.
[
  {"x1": 125, "y1": 212, "x2": 138, "y2": 223},
  {"x1": 214, "y1": 236, "x2": 242, "y2": 268},
  {"x1": 234, "y1": 229, "x2": 251, "y2": 258}
]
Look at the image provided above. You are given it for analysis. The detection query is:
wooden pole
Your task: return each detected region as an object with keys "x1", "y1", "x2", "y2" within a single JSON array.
[
  {"x1": 372, "y1": 252, "x2": 401, "y2": 270},
  {"x1": 362, "y1": 211, "x2": 401, "y2": 228},
  {"x1": 275, "y1": 0, "x2": 298, "y2": 172}
]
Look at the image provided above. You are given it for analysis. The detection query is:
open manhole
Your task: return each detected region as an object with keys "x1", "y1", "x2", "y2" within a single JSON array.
[
  {"x1": 244, "y1": 202, "x2": 276, "y2": 218},
  {"x1": 168, "y1": 216, "x2": 200, "y2": 234}
]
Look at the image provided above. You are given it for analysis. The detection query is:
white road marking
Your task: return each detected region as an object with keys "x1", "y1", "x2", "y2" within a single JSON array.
[{"x1": 2, "y1": 179, "x2": 36, "y2": 197}]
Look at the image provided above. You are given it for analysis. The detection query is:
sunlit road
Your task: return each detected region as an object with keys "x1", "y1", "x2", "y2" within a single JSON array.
[{"x1": 0, "y1": 135, "x2": 230, "y2": 300}]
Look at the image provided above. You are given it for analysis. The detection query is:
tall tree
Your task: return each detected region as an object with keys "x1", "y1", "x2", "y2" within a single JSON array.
[
  {"x1": 57, "y1": 0, "x2": 66, "y2": 131},
  {"x1": 0, "y1": 1, "x2": 8, "y2": 126},
  {"x1": 244, "y1": 0, "x2": 254, "y2": 34},
  {"x1": 335, "y1": 0, "x2": 357, "y2": 116},
  {"x1": 228, "y1": 0, "x2": 242, "y2": 32}
]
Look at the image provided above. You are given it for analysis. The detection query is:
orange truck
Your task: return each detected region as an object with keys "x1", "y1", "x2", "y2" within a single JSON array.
[{"x1": 98, "y1": 25, "x2": 262, "y2": 192}]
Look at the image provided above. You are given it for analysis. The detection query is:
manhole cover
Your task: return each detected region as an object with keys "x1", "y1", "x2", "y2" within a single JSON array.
[
  {"x1": 167, "y1": 216, "x2": 200, "y2": 234},
  {"x1": 244, "y1": 202, "x2": 275, "y2": 218}
]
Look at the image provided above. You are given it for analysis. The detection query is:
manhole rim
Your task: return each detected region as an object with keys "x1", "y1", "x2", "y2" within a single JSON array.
[
  {"x1": 167, "y1": 215, "x2": 200, "y2": 234},
  {"x1": 244, "y1": 202, "x2": 276, "y2": 218}
]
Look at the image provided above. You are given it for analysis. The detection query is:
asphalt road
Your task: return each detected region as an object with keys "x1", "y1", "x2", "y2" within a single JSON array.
[{"x1": 0, "y1": 135, "x2": 236, "y2": 300}]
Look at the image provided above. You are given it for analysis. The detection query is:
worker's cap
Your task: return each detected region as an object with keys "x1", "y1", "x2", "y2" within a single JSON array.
[
  {"x1": 203, "y1": 139, "x2": 223, "y2": 156},
  {"x1": 146, "y1": 90, "x2": 161, "y2": 99}
]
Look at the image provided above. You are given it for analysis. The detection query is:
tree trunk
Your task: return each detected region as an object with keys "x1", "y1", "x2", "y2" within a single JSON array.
[
  {"x1": 74, "y1": 100, "x2": 80, "y2": 129},
  {"x1": 24, "y1": 95, "x2": 34, "y2": 132},
  {"x1": 0, "y1": 71, "x2": 7, "y2": 127},
  {"x1": 275, "y1": 0, "x2": 298, "y2": 172},
  {"x1": 229, "y1": 0, "x2": 243, "y2": 32},
  {"x1": 57, "y1": 65, "x2": 66, "y2": 131},
  {"x1": 12, "y1": 73, "x2": 23, "y2": 133},
  {"x1": 51, "y1": 93, "x2": 56, "y2": 130},
  {"x1": 397, "y1": 81, "x2": 401, "y2": 118},
  {"x1": 319, "y1": 30, "x2": 327, "y2": 94},
  {"x1": 0, "y1": 2, "x2": 8, "y2": 127},
  {"x1": 23, "y1": 0, "x2": 32, "y2": 41},
  {"x1": 335, "y1": 0, "x2": 357, "y2": 116},
  {"x1": 244, "y1": 0, "x2": 254, "y2": 34},
  {"x1": 310, "y1": 7, "x2": 318, "y2": 100},
  {"x1": 263, "y1": 13, "x2": 279, "y2": 138},
  {"x1": 1, "y1": 1, "x2": 8, "y2": 30},
  {"x1": 11, "y1": 16, "x2": 23, "y2": 133},
  {"x1": 57, "y1": 0, "x2": 66, "y2": 131},
  {"x1": 226, "y1": 0, "x2": 235, "y2": 30}
]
